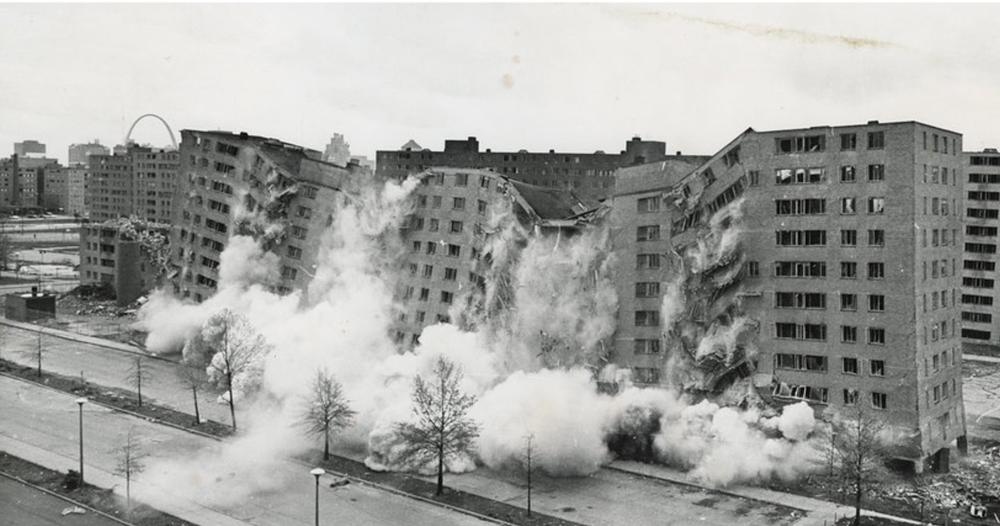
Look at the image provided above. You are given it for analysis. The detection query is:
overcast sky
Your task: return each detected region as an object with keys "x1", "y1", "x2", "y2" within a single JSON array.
[{"x1": 4, "y1": 3, "x2": 1000, "y2": 164}]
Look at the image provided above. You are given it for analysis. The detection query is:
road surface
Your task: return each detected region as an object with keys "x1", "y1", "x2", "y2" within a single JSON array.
[
  {"x1": 0, "y1": 376, "x2": 497, "y2": 526},
  {"x1": 0, "y1": 476, "x2": 125, "y2": 526}
]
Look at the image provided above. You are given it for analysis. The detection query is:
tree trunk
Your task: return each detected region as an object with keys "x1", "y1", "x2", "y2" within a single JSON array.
[
  {"x1": 192, "y1": 386, "x2": 200, "y2": 426},
  {"x1": 436, "y1": 444, "x2": 444, "y2": 496},
  {"x1": 324, "y1": 428, "x2": 330, "y2": 461},
  {"x1": 228, "y1": 385, "x2": 237, "y2": 431},
  {"x1": 137, "y1": 370, "x2": 143, "y2": 407}
]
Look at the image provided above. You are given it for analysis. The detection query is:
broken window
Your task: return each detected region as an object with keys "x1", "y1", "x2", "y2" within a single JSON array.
[
  {"x1": 634, "y1": 339, "x2": 661, "y2": 354},
  {"x1": 634, "y1": 310, "x2": 660, "y2": 327},
  {"x1": 286, "y1": 246, "x2": 302, "y2": 260},
  {"x1": 868, "y1": 164, "x2": 885, "y2": 181},
  {"x1": 635, "y1": 282, "x2": 661, "y2": 298},
  {"x1": 870, "y1": 360, "x2": 885, "y2": 377},
  {"x1": 843, "y1": 388, "x2": 859, "y2": 405},
  {"x1": 637, "y1": 225, "x2": 660, "y2": 241},
  {"x1": 868, "y1": 197, "x2": 885, "y2": 214},
  {"x1": 632, "y1": 367, "x2": 660, "y2": 384},
  {"x1": 429, "y1": 218, "x2": 439, "y2": 232},
  {"x1": 872, "y1": 392, "x2": 887, "y2": 410},
  {"x1": 841, "y1": 198, "x2": 856, "y2": 215},
  {"x1": 637, "y1": 254, "x2": 661, "y2": 269},
  {"x1": 440, "y1": 291, "x2": 453, "y2": 304}
]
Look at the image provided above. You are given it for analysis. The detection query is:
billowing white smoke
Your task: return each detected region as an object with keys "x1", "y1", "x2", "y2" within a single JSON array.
[{"x1": 654, "y1": 400, "x2": 821, "y2": 487}]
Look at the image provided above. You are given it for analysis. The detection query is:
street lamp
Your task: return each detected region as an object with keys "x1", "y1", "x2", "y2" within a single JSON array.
[
  {"x1": 310, "y1": 467, "x2": 325, "y2": 526},
  {"x1": 76, "y1": 398, "x2": 86, "y2": 485}
]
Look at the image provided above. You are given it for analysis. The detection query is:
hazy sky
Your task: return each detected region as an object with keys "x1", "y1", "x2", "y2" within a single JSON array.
[{"x1": 4, "y1": 3, "x2": 1000, "y2": 164}]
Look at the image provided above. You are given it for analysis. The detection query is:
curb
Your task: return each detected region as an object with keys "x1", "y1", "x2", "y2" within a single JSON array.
[
  {"x1": 0, "y1": 371, "x2": 224, "y2": 442},
  {"x1": 0, "y1": 469, "x2": 137, "y2": 526},
  {"x1": 0, "y1": 318, "x2": 175, "y2": 364}
]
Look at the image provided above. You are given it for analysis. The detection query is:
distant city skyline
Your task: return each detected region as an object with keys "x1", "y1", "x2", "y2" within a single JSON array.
[{"x1": 4, "y1": 3, "x2": 1000, "y2": 165}]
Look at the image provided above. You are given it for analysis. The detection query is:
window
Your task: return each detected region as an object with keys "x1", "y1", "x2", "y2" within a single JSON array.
[
  {"x1": 868, "y1": 328, "x2": 886, "y2": 345},
  {"x1": 637, "y1": 254, "x2": 661, "y2": 269},
  {"x1": 774, "y1": 261, "x2": 826, "y2": 278},
  {"x1": 868, "y1": 197, "x2": 885, "y2": 215},
  {"x1": 632, "y1": 367, "x2": 660, "y2": 384},
  {"x1": 968, "y1": 208, "x2": 1000, "y2": 219},
  {"x1": 412, "y1": 241, "x2": 421, "y2": 253},
  {"x1": 447, "y1": 244, "x2": 461, "y2": 257},
  {"x1": 426, "y1": 243, "x2": 437, "y2": 255},
  {"x1": 745, "y1": 261, "x2": 760, "y2": 277},
  {"x1": 291, "y1": 225, "x2": 308, "y2": 240},
  {"x1": 842, "y1": 326, "x2": 858, "y2": 343},
  {"x1": 841, "y1": 293, "x2": 857, "y2": 311},
  {"x1": 963, "y1": 328, "x2": 992, "y2": 340},
  {"x1": 776, "y1": 198, "x2": 826, "y2": 215},
  {"x1": 867, "y1": 131, "x2": 885, "y2": 150},
  {"x1": 287, "y1": 246, "x2": 302, "y2": 260},
  {"x1": 775, "y1": 230, "x2": 827, "y2": 246},
  {"x1": 281, "y1": 266, "x2": 298, "y2": 280},
  {"x1": 423, "y1": 264, "x2": 433, "y2": 278},
  {"x1": 634, "y1": 339, "x2": 661, "y2": 354},
  {"x1": 963, "y1": 277, "x2": 995, "y2": 289},
  {"x1": 868, "y1": 262, "x2": 884, "y2": 280},
  {"x1": 455, "y1": 173, "x2": 468, "y2": 186},
  {"x1": 775, "y1": 168, "x2": 825, "y2": 185},
  {"x1": 419, "y1": 288, "x2": 429, "y2": 301},
  {"x1": 841, "y1": 133, "x2": 857, "y2": 150},
  {"x1": 635, "y1": 282, "x2": 661, "y2": 298},
  {"x1": 775, "y1": 354, "x2": 827, "y2": 372},
  {"x1": 963, "y1": 311, "x2": 993, "y2": 323},
  {"x1": 775, "y1": 323, "x2": 827, "y2": 341},
  {"x1": 841, "y1": 261, "x2": 857, "y2": 279},
  {"x1": 635, "y1": 310, "x2": 660, "y2": 326},
  {"x1": 967, "y1": 225, "x2": 998, "y2": 237},
  {"x1": 440, "y1": 291, "x2": 453, "y2": 304},
  {"x1": 417, "y1": 195, "x2": 428, "y2": 208},
  {"x1": 775, "y1": 135, "x2": 825, "y2": 154},
  {"x1": 453, "y1": 197, "x2": 465, "y2": 210},
  {"x1": 966, "y1": 243, "x2": 997, "y2": 254},
  {"x1": 867, "y1": 230, "x2": 885, "y2": 247},
  {"x1": 841, "y1": 198, "x2": 856, "y2": 214},
  {"x1": 429, "y1": 218, "x2": 439, "y2": 232},
  {"x1": 869, "y1": 359, "x2": 885, "y2": 377},
  {"x1": 637, "y1": 225, "x2": 660, "y2": 241},
  {"x1": 843, "y1": 357, "x2": 859, "y2": 374},
  {"x1": 842, "y1": 229, "x2": 857, "y2": 246},
  {"x1": 844, "y1": 389, "x2": 859, "y2": 405},
  {"x1": 866, "y1": 165, "x2": 886, "y2": 182},
  {"x1": 965, "y1": 260, "x2": 996, "y2": 271},
  {"x1": 963, "y1": 294, "x2": 994, "y2": 306},
  {"x1": 637, "y1": 197, "x2": 660, "y2": 213},
  {"x1": 840, "y1": 166, "x2": 856, "y2": 183},
  {"x1": 872, "y1": 392, "x2": 887, "y2": 410},
  {"x1": 478, "y1": 200, "x2": 487, "y2": 214},
  {"x1": 749, "y1": 170, "x2": 760, "y2": 186},
  {"x1": 450, "y1": 220, "x2": 463, "y2": 234},
  {"x1": 868, "y1": 295, "x2": 885, "y2": 312},
  {"x1": 775, "y1": 292, "x2": 826, "y2": 309},
  {"x1": 432, "y1": 195, "x2": 442, "y2": 208},
  {"x1": 444, "y1": 268, "x2": 457, "y2": 281}
]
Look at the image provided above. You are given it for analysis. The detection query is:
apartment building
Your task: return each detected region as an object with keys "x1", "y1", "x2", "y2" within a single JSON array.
[
  {"x1": 375, "y1": 136, "x2": 667, "y2": 205},
  {"x1": 610, "y1": 121, "x2": 966, "y2": 471},
  {"x1": 960, "y1": 149, "x2": 1000, "y2": 353},
  {"x1": 391, "y1": 167, "x2": 592, "y2": 346},
  {"x1": 85, "y1": 146, "x2": 179, "y2": 222},
  {"x1": 168, "y1": 130, "x2": 367, "y2": 302},
  {"x1": 68, "y1": 141, "x2": 109, "y2": 167},
  {"x1": 79, "y1": 219, "x2": 169, "y2": 305}
]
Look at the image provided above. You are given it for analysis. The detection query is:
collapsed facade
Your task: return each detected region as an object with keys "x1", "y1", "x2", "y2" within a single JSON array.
[
  {"x1": 610, "y1": 121, "x2": 966, "y2": 471},
  {"x1": 79, "y1": 218, "x2": 170, "y2": 305},
  {"x1": 167, "y1": 130, "x2": 370, "y2": 302}
]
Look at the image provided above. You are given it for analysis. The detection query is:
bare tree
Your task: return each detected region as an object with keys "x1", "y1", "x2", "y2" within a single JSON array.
[
  {"x1": 822, "y1": 403, "x2": 887, "y2": 526},
  {"x1": 17, "y1": 326, "x2": 45, "y2": 377},
  {"x1": 395, "y1": 356, "x2": 479, "y2": 496},
  {"x1": 112, "y1": 428, "x2": 146, "y2": 519},
  {"x1": 0, "y1": 232, "x2": 11, "y2": 273},
  {"x1": 300, "y1": 369, "x2": 356, "y2": 461},
  {"x1": 124, "y1": 357, "x2": 152, "y2": 407},
  {"x1": 177, "y1": 360, "x2": 208, "y2": 426},
  {"x1": 205, "y1": 309, "x2": 271, "y2": 431},
  {"x1": 522, "y1": 433, "x2": 536, "y2": 517}
]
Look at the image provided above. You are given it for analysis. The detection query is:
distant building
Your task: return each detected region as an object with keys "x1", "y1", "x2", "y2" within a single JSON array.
[
  {"x1": 86, "y1": 146, "x2": 179, "y2": 222},
  {"x1": 79, "y1": 219, "x2": 169, "y2": 305},
  {"x1": 375, "y1": 136, "x2": 668, "y2": 205},
  {"x1": 961, "y1": 149, "x2": 1000, "y2": 353},
  {"x1": 14, "y1": 140, "x2": 46, "y2": 158},
  {"x1": 0, "y1": 155, "x2": 45, "y2": 212},
  {"x1": 168, "y1": 130, "x2": 370, "y2": 303},
  {"x1": 66, "y1": 166, "x2": 87, "y2": 216},
  {"x1": 609, "y1": 120, "x2": 966, "y2": 472},
  {"x1": 68, "y1": 141, "x2": 110, "y2": 167},
  {"x1": 40, "y1": 165, "x2": 68, "y2": 211},
  {"x1": 323, "y1": 133, "x2": 351, "y2": 166}
]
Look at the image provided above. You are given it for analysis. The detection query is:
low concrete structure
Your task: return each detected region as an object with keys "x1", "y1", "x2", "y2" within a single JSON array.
[{"x1": 4, "y1": 289, "x2": 56, "y2": 322}]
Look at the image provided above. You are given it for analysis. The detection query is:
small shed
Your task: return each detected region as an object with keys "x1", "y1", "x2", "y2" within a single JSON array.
[{"x1": 5, "y1": 288, "x2": 57, "y2": 322}]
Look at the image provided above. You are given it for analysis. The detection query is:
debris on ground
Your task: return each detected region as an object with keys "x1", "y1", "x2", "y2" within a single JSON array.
[{"x1": 60, "y1": 506, "x2": 86, "y2": 516}]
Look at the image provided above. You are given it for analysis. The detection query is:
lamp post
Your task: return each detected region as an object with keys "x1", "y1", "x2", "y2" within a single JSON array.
[
  {"x1": 310, "y1": 467, "x2": 325, "y2": 526},
  {"x1": 76, "y1": 398, "x2": 86, "y2": 485}
]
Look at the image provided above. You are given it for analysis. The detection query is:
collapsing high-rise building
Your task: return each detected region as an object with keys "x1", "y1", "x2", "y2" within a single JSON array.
[{"x1": 609, "y1": 121, "x2": 966, "y2": 472}]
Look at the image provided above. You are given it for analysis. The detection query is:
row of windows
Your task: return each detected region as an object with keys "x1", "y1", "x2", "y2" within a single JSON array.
[
  {"x1": 416, "y1": 194, "x2": 489, "y2": 215},
  {"x1": 923, "y1": 258, "x2": 954, "y2": 280},
  {"x1": 774, "y1": 131, "x2": 884, "y2": 156},
  {"x1": 409, "y1": 217, "x2": 477, "y2": 235},
  {"x1": 965, "y1": 259, "x2": 996, "y2": 272},
  {"x1": 775, "y1": 354, "x2": 885, "y2": 377},
  {"x1": 400, "y1": 286, "x2": 456, "y2": 304},
  {"x1": 922, "y1": 290, "x2": 955, "y2": 313},
  {"x1": 969, "y1": 172, "x2": 1000, "y2": 183},
  {"x1": 962, "y1": 311, "x2": 993, "y2": 324},
  {"x1": 775, "y1": 322, "x2": 885, "y2": 344},
  {"x1": 407, "y1": 263, "x2": 461, "y2": 281},
  {"x1": 411, "y1": 241, "x2": 463, "y2": 258},
  {"x1": 776, "y1": 229, "x2": 886, "y2": 247}
]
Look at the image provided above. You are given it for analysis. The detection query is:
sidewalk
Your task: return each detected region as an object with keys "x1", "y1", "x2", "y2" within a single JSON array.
[
  {"x1": 609, "y1": 461, "x2": 922, "y2": 526},
  {"x1": 0, "y1": 317, "x2": 168, "y2": 361}
]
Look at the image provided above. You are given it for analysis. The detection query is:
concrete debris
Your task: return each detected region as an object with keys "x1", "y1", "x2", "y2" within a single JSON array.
[{"x1": 60, "y1": 506, "x2": 86, "y2": 516}]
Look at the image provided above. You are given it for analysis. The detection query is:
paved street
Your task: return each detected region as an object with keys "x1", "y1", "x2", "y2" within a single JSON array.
[
  {"x1": 0, "y1": 476, "x2": 125, "y2": 526},
  {"x1": 0, "y1": 320, "x2": 917, "y2": 526},
  {"x1": 0, "y1": 377, "x2": 496, "y2": 526}
]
